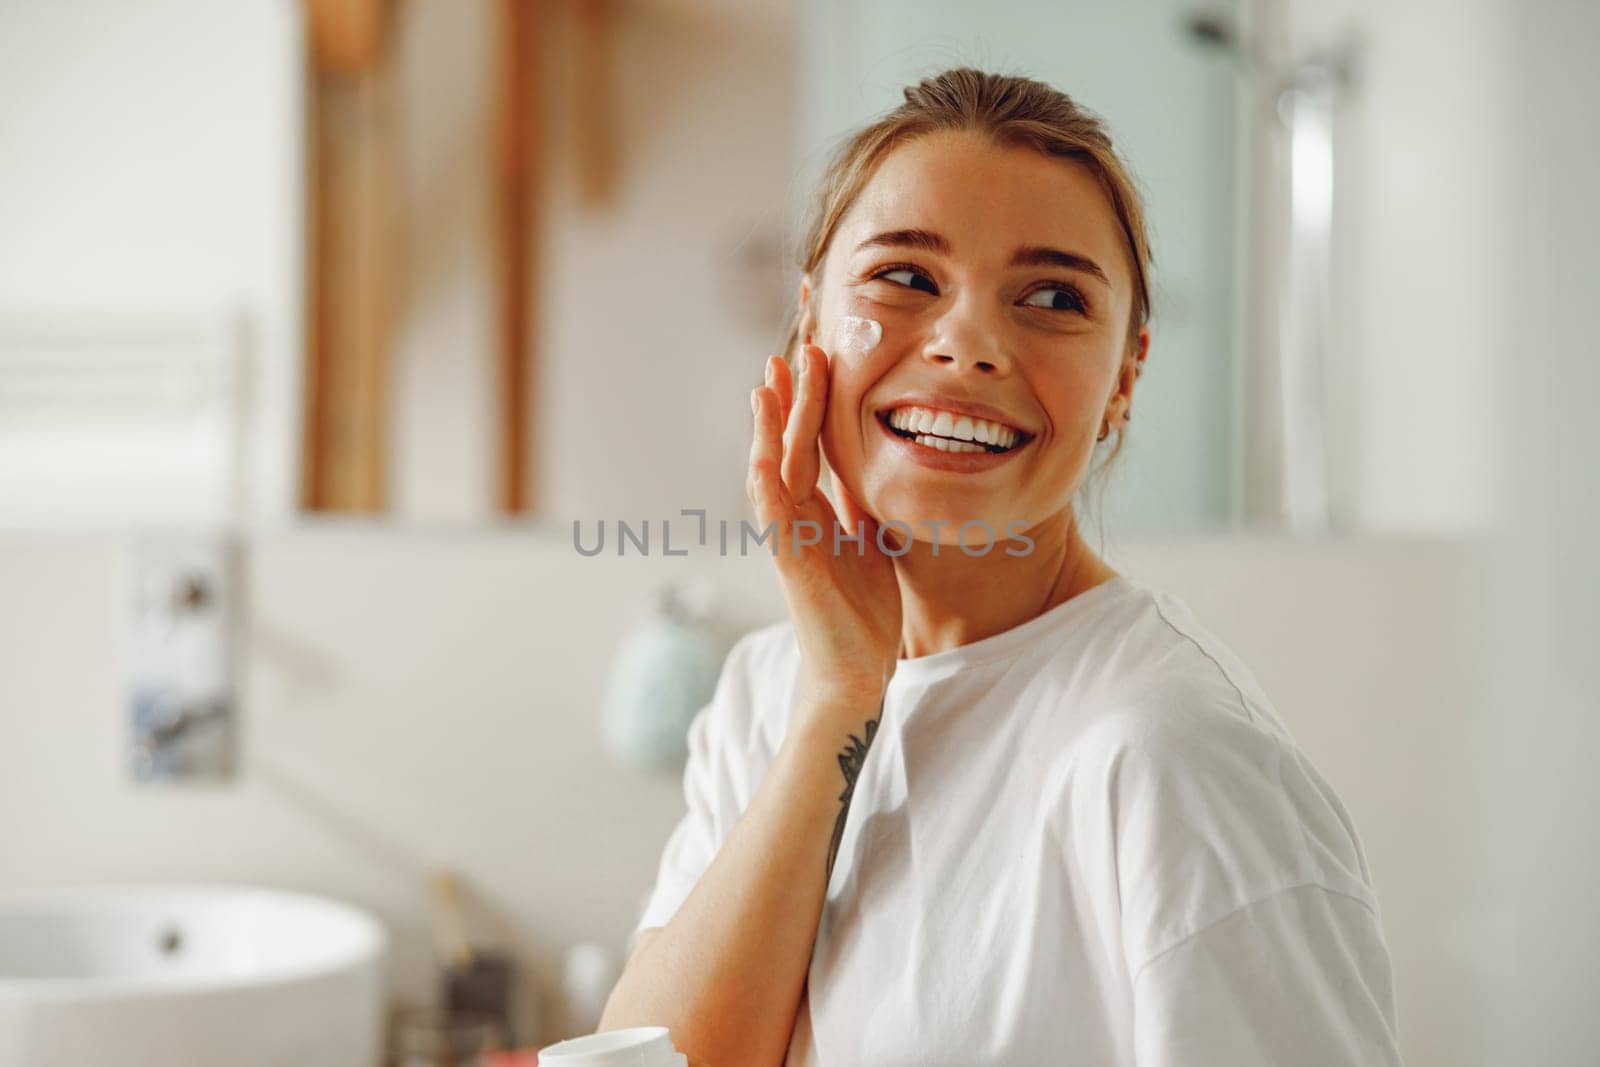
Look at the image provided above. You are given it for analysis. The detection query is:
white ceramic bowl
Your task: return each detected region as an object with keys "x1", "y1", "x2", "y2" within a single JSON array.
[
  {"x1": 0, "y1": 883, "x2": 388, "y2": 1067},
  {"x1": 539, "y1": 1025, "x2": 689, "y2": 1066}
]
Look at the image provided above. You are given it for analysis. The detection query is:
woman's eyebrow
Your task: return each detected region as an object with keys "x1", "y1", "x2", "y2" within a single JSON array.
[
  {"x1": 853, "y1": 228, "x2": 950, "y2": 255},
  {"x1": 1009, "y1": 246, "x2": 1110, "y2": 287},
  {"x1": 852, "y1": 229, "x2": 1110, "y2": 287}
]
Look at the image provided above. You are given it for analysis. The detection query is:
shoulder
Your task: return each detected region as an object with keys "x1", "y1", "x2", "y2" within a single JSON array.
[
  {"x1": 1050, "y1": 580, "x2": 1380, "y2": 969},
  {"x1": 1043, "y1": 577, "x2": 1293, "y2": 740}
]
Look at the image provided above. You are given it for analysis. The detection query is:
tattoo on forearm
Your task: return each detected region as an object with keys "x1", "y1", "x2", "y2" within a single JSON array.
[{"x1": 824, "y1": 693, "x2": 885, "y2": 882}]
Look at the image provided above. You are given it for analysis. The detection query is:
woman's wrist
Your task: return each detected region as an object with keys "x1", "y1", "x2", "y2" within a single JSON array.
[
  {"x1": 788, "y1": 685, "x2": 888, "y2": 750},
  {"x1": 795, "y1": 675, "x2": 890, "y2": 719}
]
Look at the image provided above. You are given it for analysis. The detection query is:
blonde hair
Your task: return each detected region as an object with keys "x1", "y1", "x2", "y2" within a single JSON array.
[{"x1": 781, "y1": 66, "x2": 1154, "y2": 535}]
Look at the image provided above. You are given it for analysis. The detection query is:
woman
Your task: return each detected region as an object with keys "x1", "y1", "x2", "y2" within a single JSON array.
[{"x1": 600, "y1": 68, "x2": 1402, "y2": 1067}]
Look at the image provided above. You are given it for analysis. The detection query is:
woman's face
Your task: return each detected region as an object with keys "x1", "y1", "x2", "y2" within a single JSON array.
[{"x1": 800, "y1": 129, "x2": 1147, "y2": 547}]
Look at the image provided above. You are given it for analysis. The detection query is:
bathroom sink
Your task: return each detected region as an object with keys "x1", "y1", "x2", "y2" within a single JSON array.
[{"x1": 0, "y1": 884, "x2": 388, "y2": 1067}]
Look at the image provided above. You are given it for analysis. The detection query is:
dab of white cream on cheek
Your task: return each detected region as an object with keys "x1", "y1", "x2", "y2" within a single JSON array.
[{"x1": 834, "y1": 315, "x2": 883, "y2": 364}]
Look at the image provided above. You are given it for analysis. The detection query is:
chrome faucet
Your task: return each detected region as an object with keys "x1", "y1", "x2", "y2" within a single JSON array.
[
  {"x1": 128, "y1": 535, "x2": 238, "y2": 782},
  {"x1": 131, "y1": 695, "x2": 233, "y2": 780}
]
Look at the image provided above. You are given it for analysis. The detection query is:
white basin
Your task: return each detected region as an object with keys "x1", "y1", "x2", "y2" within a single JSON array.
[{"x1": 0, "y1": 884, "x2": 389, "y2": 1067}]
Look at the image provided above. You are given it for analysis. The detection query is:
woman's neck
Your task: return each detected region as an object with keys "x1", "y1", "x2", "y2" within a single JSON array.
[{"x1": 892, "y1": 511, "x2": 1117, "y2": 659}]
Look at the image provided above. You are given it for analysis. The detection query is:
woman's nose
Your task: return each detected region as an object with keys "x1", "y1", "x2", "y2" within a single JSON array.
[{"x1": 923, "y1": 299, "x2": 1011, "y2": 375}]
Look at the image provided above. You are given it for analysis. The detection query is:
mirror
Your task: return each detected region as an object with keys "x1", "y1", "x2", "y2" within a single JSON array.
[
  {"x1": 301, "y1": 0, "x2": 1252, "y2": 533},
  {"x1": 0, "y1": 0, "x2": 1492, "y2": 538},
  {"x1": 294, "y1": 0, "x2": 1256, "y2": 532}
]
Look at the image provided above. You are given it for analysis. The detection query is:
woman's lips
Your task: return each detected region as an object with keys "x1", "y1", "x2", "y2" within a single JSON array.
[{"x1": 873, "y1": 410, "x2": 1030, "y2": 472}]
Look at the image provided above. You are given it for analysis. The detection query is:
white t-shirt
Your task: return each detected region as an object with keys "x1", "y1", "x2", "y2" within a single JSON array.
[{"x1": 632, "y1": 574, "x2": 1403, "y2": 1066}]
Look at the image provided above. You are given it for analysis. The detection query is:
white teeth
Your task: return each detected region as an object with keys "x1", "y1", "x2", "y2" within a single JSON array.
[
  {"x1": 911, "y1": 434, "x2": 986, "y2": 454},
  {"x1": 883, "y1": 404, "x2": 1025, "y2": 452}
]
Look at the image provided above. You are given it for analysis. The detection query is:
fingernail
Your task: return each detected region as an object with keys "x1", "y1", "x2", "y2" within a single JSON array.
[{"x1": 750, "y1": 390, "x2": 760, "y2": 414}]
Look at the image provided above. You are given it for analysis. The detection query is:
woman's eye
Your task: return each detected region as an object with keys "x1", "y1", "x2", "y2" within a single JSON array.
[
  {"x1": 1021, "y1": 284, "x2": 1088, "y2": 313},
  {"x1": 873, "y1": 266, "x2": 938, "y2": 295}
]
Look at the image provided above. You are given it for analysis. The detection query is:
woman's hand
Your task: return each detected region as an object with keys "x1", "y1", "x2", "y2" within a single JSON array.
[{"x1": 748, "y1": 343, "x2": 903, "y2": 711}]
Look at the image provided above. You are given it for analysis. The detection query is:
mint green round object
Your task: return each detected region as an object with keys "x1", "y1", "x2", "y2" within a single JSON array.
[{"x1": 602, "y1": 615, "x2": 724, "y2": 775}]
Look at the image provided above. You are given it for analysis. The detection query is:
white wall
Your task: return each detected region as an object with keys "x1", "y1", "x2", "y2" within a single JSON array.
[
  {"x1": 1473, "y1": 1, "x2": 1600, "y2": 1061},
  {"x1": 0, "y1": 0, "x2": 304, "y2": 520},
  {"x1": 0, "y1": 529, "x2": 1488, "y2": 1057}
]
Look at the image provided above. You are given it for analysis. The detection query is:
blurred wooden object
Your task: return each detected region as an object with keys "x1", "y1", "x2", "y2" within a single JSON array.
[
  {"x1": 305, "y1": 0, "x2": 386, "y2": 76},
  {"x1": 300, "y1": 0, "x2": 577, "y2": 517},
  {"x1": 496, "y1": 0, "x2": 543, "y2": 515},
  {"x1": 300, "y1": 0, "x2": 394, "y2": 512},
  {"x1": 570, "y1": 0, "x2": 618, "y2": 209}
]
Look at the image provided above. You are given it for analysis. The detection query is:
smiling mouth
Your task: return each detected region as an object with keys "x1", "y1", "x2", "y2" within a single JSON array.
[{"x1": 875, "y1": 409, "x2": 1032, "y2": 454}]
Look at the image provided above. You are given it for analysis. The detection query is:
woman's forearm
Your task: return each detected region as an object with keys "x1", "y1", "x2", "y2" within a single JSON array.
[{"x1": 598, "y1": 695, "x2": 884, "y2": 1067}]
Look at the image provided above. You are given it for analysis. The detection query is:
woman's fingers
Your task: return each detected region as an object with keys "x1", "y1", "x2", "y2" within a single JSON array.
[
  {"x1": 747, "y1": 386, "x2": 790, "y2": 537},
  {"x1": 781, "y1": 344, "x2": 829, "y2": 504},
  {"x1": 767, "y1": 354, "x2": 794, "y2": 427},
  {"x1": 750, "y1": 348, "x2": 834, "y2": 563}
]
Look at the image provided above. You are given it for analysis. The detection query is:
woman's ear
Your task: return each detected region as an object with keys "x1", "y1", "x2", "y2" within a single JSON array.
[
  {"x1": 797, "y1": 275, "x2": 816, "y2": 347},
  {"x1": 1122, "y1": 328, "x2": 1150, "y2": 399},
  {"x1": 1108, "y1": 328, "x2": 1150, "y2": 423}
]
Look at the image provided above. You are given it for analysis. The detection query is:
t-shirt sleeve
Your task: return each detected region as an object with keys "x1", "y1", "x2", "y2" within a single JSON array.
[
  {"x1": 630, "y1": 629, "x2": 766, "y2": 942},
  {"x1": 1131, "y1": 882, "x2": 1403, "y2": 1066},
  {"x1": 1073, "y1": 680, "x2": 1403, "y2": 1065}
]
